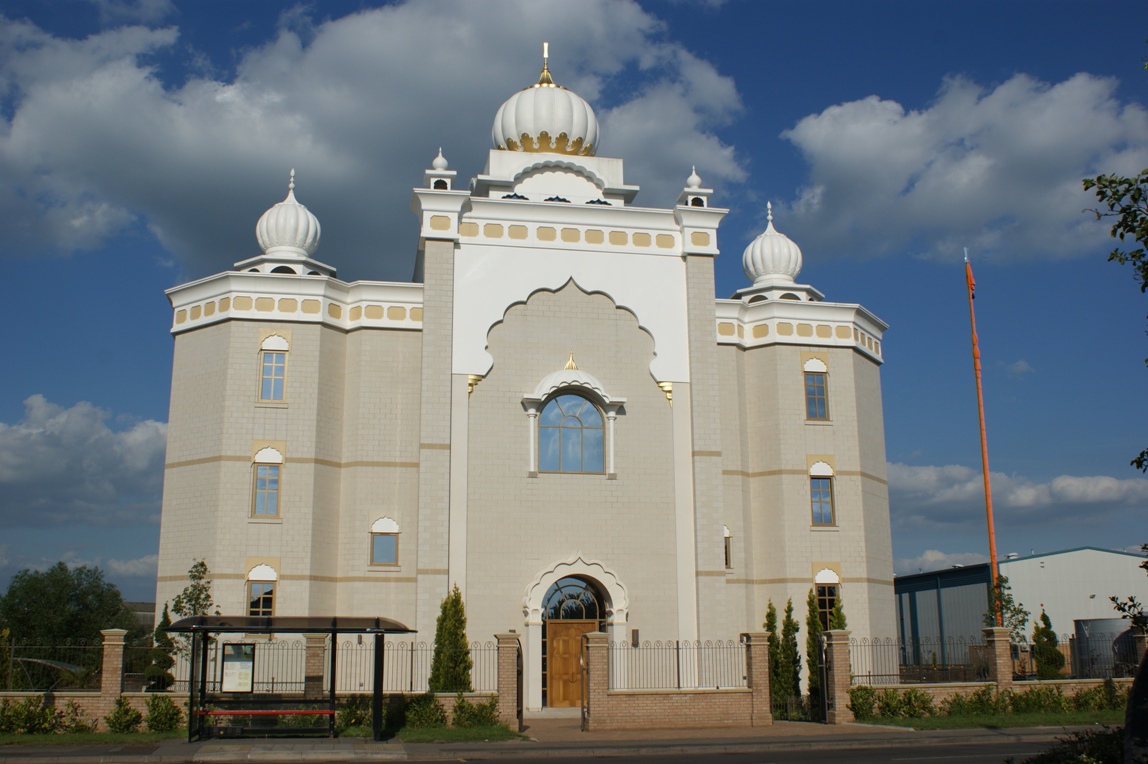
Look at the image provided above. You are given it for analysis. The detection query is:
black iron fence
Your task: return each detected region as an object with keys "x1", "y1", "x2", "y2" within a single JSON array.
[
  {"x1": 851, "y1": 631, "x2": 1140, "y2": 686},
  {"x1": 850, "y1": 635, "x2": 989, "y2": 685},
  {"x1": 606, "y1": 640, "x2": 746, "y2": 691},
  {"x1": 169, "y1": 638, "x2": 499, "y2": 695},
  {"x1": 1, "y1": 638, "x2": 103, "y2": 691}
]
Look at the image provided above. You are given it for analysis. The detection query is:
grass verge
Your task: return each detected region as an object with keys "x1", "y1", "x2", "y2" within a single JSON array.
[
  {"x1": 396, "y1": 725, "x2": 525, "y2": 743},
  {"x1": 0, "y1": 730, "x2": 184, "y2": 746},
  {"x1": 861, "y1": 709, "x2": 1124, "y2": 730}
]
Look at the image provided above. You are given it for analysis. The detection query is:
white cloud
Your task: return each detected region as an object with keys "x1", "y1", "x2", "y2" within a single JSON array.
[
  {"x1": 107, "y1": 553, "x2": 158, "y2": 578},
  {"x1": 887, "y1": 462, "x2": 1148, "y2": 530},
  {"x1": 86, "y1": 0, "x2": 175, "y2": 26},
  {"x1": 895, "y1": 549, "x2": 988, "y2": 576},
  {"x1": 1005, "y1": 359, "x2": 1034, "y2": 376},
  {"x1": 781, "y1": 73, "x2": 1148, "y2": 263},
  {"x1": 0, "y1": 0, "x2": 745, "y2": 282},
  {"x1": 0, "y1": 395, "x2": 167, "y2": 527}
]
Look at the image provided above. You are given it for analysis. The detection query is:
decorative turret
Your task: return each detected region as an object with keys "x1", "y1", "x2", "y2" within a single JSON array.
[
  {"x1": 234, "y1": 170, "x2": 335, "y2": 277},
  {"x1": 491, "y1": 43, "x2": 599, "y2": 156},
  {"x1": 736, "y1": 203, "x2": 822, "y2": 302}
]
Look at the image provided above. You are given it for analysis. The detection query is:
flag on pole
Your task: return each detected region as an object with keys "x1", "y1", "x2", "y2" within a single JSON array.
[{"x1": 964, "y1": 248, "x2": 976, "y2": 299}]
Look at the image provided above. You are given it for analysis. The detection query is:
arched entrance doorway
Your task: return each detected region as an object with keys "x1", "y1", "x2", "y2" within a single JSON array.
[{"x1": 542, "y1": 577, "x2": 605, "y2": 707}]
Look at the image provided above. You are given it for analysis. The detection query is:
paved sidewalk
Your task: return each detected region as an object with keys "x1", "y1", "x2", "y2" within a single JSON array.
[{"x1": 0, "y1": 720, "x2": 1082, "y2": 763}]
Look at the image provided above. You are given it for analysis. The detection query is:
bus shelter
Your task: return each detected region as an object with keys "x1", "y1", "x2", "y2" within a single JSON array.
[{"x1": 167, "y1": 615, "x2": 414, "y2": 741}]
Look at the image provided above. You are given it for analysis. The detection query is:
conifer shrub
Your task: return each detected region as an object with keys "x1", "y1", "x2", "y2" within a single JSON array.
[
  {"x1": 144, "y1": 694, "x2": 183, "y2": 732},
  {"x1": 848, "y1": 685, "x2": 877, "y2": 720},
  {"x1": 428, "y1": 585, "x2": 473, "y2": 694},
  {"x1": 452, "y1": 693, "x2": 499, "y2": 727},
  {"x1": 403, "y1": 693, "x2": 446, "y2": 728},
  {"x1": 104, "y1": 696, "x2": 143, "y2": 733}
]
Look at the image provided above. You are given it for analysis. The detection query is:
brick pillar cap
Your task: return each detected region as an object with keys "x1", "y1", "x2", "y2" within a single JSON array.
[
  {"x1": 982, "y1": 626, "x2": 1012, "y2": 638},
  {"x1": 100, "y1": 628, "x2": 129, "y2": 638},
  {"x1": 495, "y1": 633, "x2": 521, "y2": 642},
  {"x1": 740, "y1": 632, "x2": 770, "y2": 642},
  {"x1": 583, "y1": 631, "x2": 608, "y2": 643},
  {"x1": 823, "y1": 629, "x2": 852, "y2": 638}
]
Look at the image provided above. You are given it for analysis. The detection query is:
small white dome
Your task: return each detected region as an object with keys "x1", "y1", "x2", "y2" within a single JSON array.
[
  {"x1": 686, "y1": 166, "x2": 702, "y2": 189},
  {"x1": 492, "y1": 58, "x2": 598, "y2": 157},
  {"x1": 432, "y1": 148, "x2": 448, "y2": 170},
  {"x1": 256, "y1": 169, "x2": 320, "y2": 257},
  {"x1": 742, "y1": 202, "x2": 802, "y2": 285}
]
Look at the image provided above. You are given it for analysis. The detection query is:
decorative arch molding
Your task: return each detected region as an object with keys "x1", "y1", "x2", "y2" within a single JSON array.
[
  {"x1": 803, "y1": 357, "x2": 827, "y2": 373},
  {"x1": 809, "y1": 460, "x2": 834, "y2": 478},
  {"x1": 248, "y1": 563, "x2": 278, "y2": 582},
  {"x1": 512, "y1": 159, "x2": 607, "y2": 191},
  {"x1": 523, "y1": 553, "x2": 629, "y2": 625},
  {"x1": 454, "y1": 252, "x2": 690, "y2": 381},
  {"x1": 261, "y1": 334, "x2": 289, "y2": 351},
  {"x1": 370, "y1": 516, "x2": 400, "y2": 533},
  {"x1": 814, "y1": 567, "x2": 840, "y2": 585},
  {"x1": 253, "y1": 446, "x2": 284, "y2": 464},
  {"x1": 523, "y1": 367, "x2": 625, "y2": 410}
]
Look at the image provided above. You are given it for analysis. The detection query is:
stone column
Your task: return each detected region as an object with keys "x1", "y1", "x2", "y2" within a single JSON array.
[
  {"x1": 99, "y1": 628, "x2": 128, "y2": 699},
  {"x1": 742, "y1": 632, "x2": 773, "y2": 727},
  {"x1": 495, "y1": 633, "x2": 521, "y2": 730},
  {"x1": 983, "y1": 626, "x2": 1014, "y2": 690},
  {"x1": 581, "y1": 632, "x2": 609, "y2": 732},
  {"x1": 823, "y1": 629, "x2": 853, "y2": 725},
  {"x1": 303, "y1": 634, "x2": 327, "y2": 699}
]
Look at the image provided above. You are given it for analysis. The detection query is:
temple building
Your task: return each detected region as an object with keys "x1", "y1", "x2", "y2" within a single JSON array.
[{"x1": 155, "y1": 53, "x2": 895, "y2": 710}]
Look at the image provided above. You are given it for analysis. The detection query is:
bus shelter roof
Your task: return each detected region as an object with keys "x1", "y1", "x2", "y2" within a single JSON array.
[{"x1": 166, "y1": 615, "x2": 414, "y2": 634}]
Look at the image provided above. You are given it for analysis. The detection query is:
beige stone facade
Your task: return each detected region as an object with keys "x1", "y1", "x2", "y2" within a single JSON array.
[{"x1": 156, "y1": 69, "x2": 895, "y2": 711}]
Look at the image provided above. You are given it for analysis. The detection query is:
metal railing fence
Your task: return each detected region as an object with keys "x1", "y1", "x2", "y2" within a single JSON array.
[
  {"x1": 607, "y1": 639, "x2": 746, "y2": 690},
  {"x1": 1, "y1": 638, "x2": 102, "y2": 691},
  {"x1": 850, "y1": 635, "x2": 989, "y2": 686}
]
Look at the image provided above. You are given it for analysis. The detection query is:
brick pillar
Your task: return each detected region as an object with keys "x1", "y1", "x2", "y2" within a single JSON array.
[
  {"x1": 742, "y1": 632, "x2": 773, "y2": 727},
  {"x1": 823, "y1": 629, "x2": 853, "y2": 725},
  {"x1": 99, "y1": 628, "x2": 128, "y2": 703},
  {"x1": 495, "y1": 633, "x2": 521, "y2": 730},
  {"x1": 581, "y1": 632, "x2": 609, "y2": 732},
  {"x1": 983, "y1": 626, "x2": 1014, "y2": 690},
  {"x1": 303, "y1": 634, "x2": 327, "y2": 699}
]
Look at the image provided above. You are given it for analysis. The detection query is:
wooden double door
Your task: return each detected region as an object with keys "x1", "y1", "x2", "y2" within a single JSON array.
[{"x1": 545, "y1": 620, "x2": 597, "y2": 707}]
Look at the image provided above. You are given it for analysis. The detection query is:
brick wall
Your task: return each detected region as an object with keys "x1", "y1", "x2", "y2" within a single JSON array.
[{"x1": 581, "y1": 631, "x2": 772, "y2": 731}]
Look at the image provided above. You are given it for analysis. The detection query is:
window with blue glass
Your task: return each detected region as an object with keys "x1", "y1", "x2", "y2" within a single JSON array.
[
  {"x1": 253, "y1": 464, "x2": 280, "y2": 517},
  {"x1": 810, "y1": 477, "x2": 834, "y2": 525},
  {"x1": 804, "y1": 372, "x2": 828, "y2": 420},
  {"x1": 538, "y1": 394, "x2": 604, "y2": 473},
  {"x1": 260, "y1": 351, "x2": 286, "y2": 401}
]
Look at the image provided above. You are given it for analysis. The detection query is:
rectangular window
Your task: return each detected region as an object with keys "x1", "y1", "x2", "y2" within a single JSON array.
[
  {"x1": 371, "y1": 533, "x2": 399, "y2": 565},
  {"x1": 260, "y1": 351, "x2": 286, "y2": 401},
  {"x1": 248, "y1": 582, "x2": 274, "y2": 617},
  {"x1": 816, "y1": 584, "x2": 838, "y2": 630},
  {"x1": 805, "y1": 372, "x2": 828, "y2": 420},
  {"x1": 811, "y1": 477, "x2": 834, "y2": 525},
  {"x1": 723, "y1": 535, "x2": 732, "y2": 569},
  {"x1": 253, "y1": 465, "x2": 280, "y2": 517}
]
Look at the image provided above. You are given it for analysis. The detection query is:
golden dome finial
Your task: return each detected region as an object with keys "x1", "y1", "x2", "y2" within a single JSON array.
[
  {"x1": 536, "y1": 41, "x2": 555, "y2": 87},
  {"x1": 564, "y1": 350, "x2": 578, "y2": 370}
]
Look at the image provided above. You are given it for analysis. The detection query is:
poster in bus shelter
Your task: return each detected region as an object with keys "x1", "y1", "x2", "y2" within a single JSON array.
[{"x1": 221, "y1": 644, "x2": 255, "y2": 693}]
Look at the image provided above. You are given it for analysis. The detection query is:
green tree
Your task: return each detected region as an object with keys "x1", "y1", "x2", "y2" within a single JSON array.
[
  {"x1": 983, "y1": 575, "x2": 1029, "y2": 642},
  {"x1": 1083, "y1": 168, "x2": 1148, "y2": 470},
  {"x1": 170, "y1": 560, "x2": 218, "y2": 620},
  {"x1": 829, "y1": 589, "x2": 847, "y2": 630},
  {"x1": 1031, "y1": 608, "x2": 1065, "y2": 680},
  {"x1": 0, "y1": 562, "x2": 136, "y2": 645},
  {"x1": 428, "y1": 584, "x2": 472, "y2": 693},
  {"x1": 805, "y1": 588, "x2": 824, "y2": 720},
  {"x1": 778, "y1": 598, "x2": 801, "y2": 702},
  {"x1": 764, "y1": 600, "x2": 784, "y2": 703},
  {"x1": 144, "y1": 603, "x2": 176, "y2": 691}
]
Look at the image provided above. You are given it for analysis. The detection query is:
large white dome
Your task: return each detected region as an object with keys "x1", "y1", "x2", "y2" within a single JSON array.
[
  {"x1": 742, "y1": 203, "x2": 802, "y2": 285},
  {"x1": 255, "y1": 170, "x2": 320, "y2": 257},
  {"x1": 492, "y1": 60, "x2": 599, "y2": 157}
]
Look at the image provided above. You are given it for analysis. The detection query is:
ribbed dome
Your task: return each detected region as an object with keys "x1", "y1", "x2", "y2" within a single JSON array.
[
  {"x1": 743, "y1": 203, "x2": 802, "y2": 285},
  {"x1": 492, "y1": 57, "x2": 599, "y2": 157},
  {"x1": 256, "y1": 170, "x2": 320, "y2": 257}
]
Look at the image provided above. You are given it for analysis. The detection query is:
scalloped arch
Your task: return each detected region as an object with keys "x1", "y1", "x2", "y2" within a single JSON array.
[
  {"x1": 485, "y1": 278, "x2": 658, "y2": 380},
  {"x1": 512, "y1": 159, "x2": 606, "y2": 191},
  {"x1": 523, "y1": 553, "x2": 629, "y2": 624}
]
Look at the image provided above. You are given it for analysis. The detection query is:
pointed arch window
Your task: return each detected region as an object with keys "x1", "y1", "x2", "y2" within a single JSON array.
[
  {"x1": 247, "y1": 564, "x2": 278, "y2": 617},
  {"x1": 803, "y1": 357, "x2": 829, "y2": 420},
  {"x1": 810, "y1": 460, "x2": 835, "y2": 526},
  {"x1": 259, "y1": 335, "x2": 289, "y2": 402},
  {"x1": 252, "y1": 447, "x2": 283, "y2": 518}
]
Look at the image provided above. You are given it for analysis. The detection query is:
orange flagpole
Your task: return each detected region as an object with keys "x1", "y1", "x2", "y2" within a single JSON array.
[{"x1": 965, "y1": 249, "x2": 1001, "y2": 626}]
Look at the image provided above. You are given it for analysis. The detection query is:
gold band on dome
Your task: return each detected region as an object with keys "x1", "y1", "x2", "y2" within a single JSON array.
[{"x1": 501, "y1": 132, "x2": 593, "y2": 156}]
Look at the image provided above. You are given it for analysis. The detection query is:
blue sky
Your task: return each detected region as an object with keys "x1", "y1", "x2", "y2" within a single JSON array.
[{"x1": 1, "y1": 0, "x2": 1147, "y2": 601}]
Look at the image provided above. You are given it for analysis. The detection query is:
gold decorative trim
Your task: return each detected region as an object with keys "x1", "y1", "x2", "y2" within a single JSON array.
[
  {"x1": 165, "y1": 455, "x2": 418, "y2": 470},
  {"x1": 420, "y1": 443, "x2": 451, "y2": 450},
  {"x1": 692, "y1": 450, "x2": 721, "y2": 457},
  {"x1": 657, "y1": 381, "x2": 672, "y2": 406},
  {"x1": 696, "y1": 570, "x2": 727, "y2": 577},
  {"x1": 467, "y1": 374, "x2": 483, "y2": 396},
  {"x1": 417, "y1": 568, "x2": 449, "y2": 576}
]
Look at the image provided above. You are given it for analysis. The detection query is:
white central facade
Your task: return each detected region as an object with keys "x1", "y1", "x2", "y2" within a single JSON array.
[{"x1": 156, "y1": 57, "x2": 896, "y2": 710}]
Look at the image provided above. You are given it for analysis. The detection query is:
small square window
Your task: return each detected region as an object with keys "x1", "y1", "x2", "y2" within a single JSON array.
[
  {"x1": 371, "y1": 533, "x2": 398, "y2": 565},
  {"x1": 248, "y1": 582, "x2": 274, "y2": 617}
]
